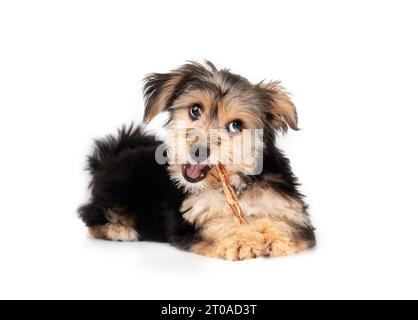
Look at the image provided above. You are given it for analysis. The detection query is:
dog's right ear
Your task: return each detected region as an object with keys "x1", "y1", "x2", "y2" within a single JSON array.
[{"x1": 142, "y1": 72, "x2": 182, "y2": 123}]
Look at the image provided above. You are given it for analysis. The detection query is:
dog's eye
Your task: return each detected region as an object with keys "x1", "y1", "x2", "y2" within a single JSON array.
[
  {"x1": 227, "y1": 120, "x2": 242, "y2": 134},
  {"x1": 189, "y1": 104, "x2": 202, "y2": 120}
]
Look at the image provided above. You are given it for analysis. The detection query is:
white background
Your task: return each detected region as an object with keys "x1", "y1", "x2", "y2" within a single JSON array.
[{"x1": 0, "y1": 0, "x2": 417, "y2": 300}]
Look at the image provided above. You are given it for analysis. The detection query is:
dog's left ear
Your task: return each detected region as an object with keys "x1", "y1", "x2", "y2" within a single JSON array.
[
  {"x1": 261, "y1": 81, "x2": 299, "y2": 131},
  {"x1": 142, "y1": 72, "x2": 182, "y2": 123}
]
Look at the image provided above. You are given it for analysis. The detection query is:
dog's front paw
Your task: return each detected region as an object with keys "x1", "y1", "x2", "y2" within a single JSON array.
[
  {"x1": 192, "y1": 231, "x2": 267, "y2": 261},
  {"x1": 190, "y1": 218, "x2": 306, "y2": 260},
  {"x1": 266, "y1": 237, "x2": 298, "y2": 257},
  {"x1": 214, "y1": 236, "x2": 267, "y2": 261},
  {"x1": 256, "y1": 221, "x2": 298, "y2": 257}
]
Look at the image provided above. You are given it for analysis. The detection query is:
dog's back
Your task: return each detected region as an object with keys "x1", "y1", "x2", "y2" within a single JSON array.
[{"x1": 86, "y1": 125, "x2": 156, "y2": 174}]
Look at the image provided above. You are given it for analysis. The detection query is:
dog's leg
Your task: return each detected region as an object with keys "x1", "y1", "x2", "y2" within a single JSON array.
[
  {"x1": 191, "y1": 217, "x2": 306, "y2": 261},
  {"x1": 88, "y1": 224, "x2": 139, "y2": 242},
  {"x1": 88, "y1": 208, "x2": 140, "y2": 242},
  {"x1": 253, "y1": 217, "x2": 300, "y2": 257},
  {"x1": 191, "y1": 227, "x2": 267, "y2": 260},
  {"x1": 182, "y1": 188, "x2": 314, "y2": 260}
]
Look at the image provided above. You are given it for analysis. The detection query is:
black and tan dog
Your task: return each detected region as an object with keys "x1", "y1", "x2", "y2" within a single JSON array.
[{"x1": 79, "y1": 61, "x2": 315, "y2": 260}]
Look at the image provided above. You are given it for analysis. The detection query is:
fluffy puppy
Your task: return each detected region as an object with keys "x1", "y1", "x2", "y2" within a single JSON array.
[{"x1": 79, "y1": 61, "x2": 315, "y2": 260}]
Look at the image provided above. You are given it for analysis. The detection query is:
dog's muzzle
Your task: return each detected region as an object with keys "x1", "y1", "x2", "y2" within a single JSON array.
[
  {"x1": 182, "y1": 163, "x2": 212, "y2": 183},
  {"x1": 182, "y1": 144, "x2": 212, "y2": 183}
]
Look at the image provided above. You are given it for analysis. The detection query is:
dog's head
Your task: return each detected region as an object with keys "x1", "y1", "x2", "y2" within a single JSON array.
[{"x1": 143, "y1": 61, "x2": 298, "y2": 193}]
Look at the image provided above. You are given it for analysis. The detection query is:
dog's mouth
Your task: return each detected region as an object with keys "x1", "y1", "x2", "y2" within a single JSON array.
[{"x1": 182, "y1": 163, "x2": 212, "y2": 183}]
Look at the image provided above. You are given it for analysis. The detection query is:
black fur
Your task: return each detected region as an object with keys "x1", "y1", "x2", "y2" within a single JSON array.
[{"x1": 78, "y1": 125, "x2": 200, "y2": 248}]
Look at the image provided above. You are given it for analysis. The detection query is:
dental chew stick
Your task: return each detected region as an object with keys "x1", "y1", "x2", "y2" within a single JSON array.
[{"x1": 216, "y1": 164, "x2": 248, "y2": 224}]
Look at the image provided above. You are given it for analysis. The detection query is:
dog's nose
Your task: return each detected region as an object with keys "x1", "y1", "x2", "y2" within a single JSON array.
[{"x1": 189, "y1": 144, "x2": 210, "y2": 162}]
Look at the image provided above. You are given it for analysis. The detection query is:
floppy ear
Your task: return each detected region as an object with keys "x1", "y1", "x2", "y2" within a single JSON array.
[
  {"x1": 261, "y1": 81, "x2": 299, "y2": 131},
  {"x1": 142, "y1": 72, "x2": 182, "y2": 123}
]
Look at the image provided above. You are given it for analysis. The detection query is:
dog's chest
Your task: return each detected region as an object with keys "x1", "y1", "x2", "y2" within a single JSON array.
[{"x1": 181, "y1": 184, "x2": 308, "y2": 227}]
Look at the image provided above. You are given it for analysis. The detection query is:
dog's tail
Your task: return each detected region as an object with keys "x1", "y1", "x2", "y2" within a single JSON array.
[{"x1": 87, "y1": 123, "x2": 158, "y2": 174}]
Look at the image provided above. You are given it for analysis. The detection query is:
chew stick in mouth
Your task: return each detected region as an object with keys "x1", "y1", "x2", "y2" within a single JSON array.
[{"x1": 215, "y1": 164, "x2": 248, "y2": 224}]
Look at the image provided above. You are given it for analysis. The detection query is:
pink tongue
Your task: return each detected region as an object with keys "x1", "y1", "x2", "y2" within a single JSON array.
[{"x1": 186, "y1": 164, "x2": 205, "y2": 179}]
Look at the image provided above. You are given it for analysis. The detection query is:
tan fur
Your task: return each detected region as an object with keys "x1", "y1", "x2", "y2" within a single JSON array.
[
  {"x1": 143, "y1": 75, "x2": 182, "y2": 123},
  {"x1": 239, "y1": 186, "x2": 309, "y2": 225},
  {"x1": 169, "y1": 89, "x2": 265, "y2": 133},
  {"x1": 261, "y1": 81, "x2": 298, "y2": 130},
  {"x1": 166, "y1": 88, "x2": 265, "y2": 193},
  {"x1": 191, "y1": 217, "x2": 300, "y2": 260},
  {"x1": 183, "y1": 184, "x2": 312, "y2": 260},
  {"x1": 182, "y1": 184, "x2": 310, "y2": 227},
  {"x1": 88, "y1": 208, "x2": 139, "y2": 241},
  {"x1": 88, "y1": 223, "x2": 140, "y2": 241}
]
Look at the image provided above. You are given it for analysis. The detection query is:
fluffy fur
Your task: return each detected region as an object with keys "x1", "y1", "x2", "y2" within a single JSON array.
[{"x1": 79, "y1": 61, "x2": 315, "y2": 260}]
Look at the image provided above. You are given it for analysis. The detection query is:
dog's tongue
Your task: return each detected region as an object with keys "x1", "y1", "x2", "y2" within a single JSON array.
[{"x1": 185, "y1": 164, "x2": 206, "y2": 180}]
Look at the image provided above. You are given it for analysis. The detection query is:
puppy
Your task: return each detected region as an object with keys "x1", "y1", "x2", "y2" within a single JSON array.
[{"x1": 79, "y1": 61, "x2": 315, "y2": 260}]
